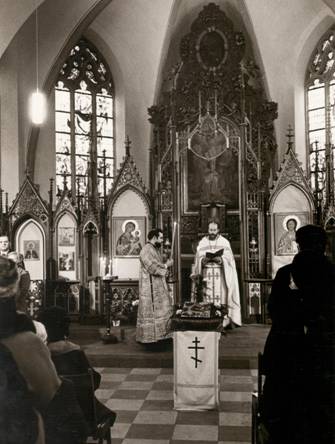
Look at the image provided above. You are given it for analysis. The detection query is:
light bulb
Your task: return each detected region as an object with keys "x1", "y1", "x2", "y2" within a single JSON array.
[{"x1": 30, "y1": 88, "x2": 47, "y2": 125}]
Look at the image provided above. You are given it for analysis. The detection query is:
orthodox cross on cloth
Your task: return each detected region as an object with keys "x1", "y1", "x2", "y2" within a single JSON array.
[{"x1": 188, "y1": 336, "x2": 205, "y2": 368}]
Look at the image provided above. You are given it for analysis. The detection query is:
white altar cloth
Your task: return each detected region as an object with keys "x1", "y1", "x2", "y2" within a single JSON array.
[{"x1": 173, "y1": 330, "x2": 220, "y2": 410}]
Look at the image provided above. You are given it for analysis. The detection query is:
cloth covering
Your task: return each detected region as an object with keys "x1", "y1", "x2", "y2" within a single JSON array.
[
  {"x1": 136, "y1": 243, "x2": 173, "y2": 343},
  {"x1": 174, "y1": 331, "x2": 220, "y2": 410},
  {"x1": 191, "y1": 235, "x2": 241, "y2": 326}
]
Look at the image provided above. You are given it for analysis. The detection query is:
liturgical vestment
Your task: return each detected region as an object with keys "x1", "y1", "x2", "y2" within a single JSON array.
[
  {"x1": 136, "y1": 243, "x2": 173, "y2": 343},
  {"x1": 192, "y1": 235, "x2": 241, "y2": 326}
]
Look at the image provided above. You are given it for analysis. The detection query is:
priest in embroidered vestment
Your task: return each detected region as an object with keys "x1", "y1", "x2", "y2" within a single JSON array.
[
  {"x1": 136, "y1": 228, "x2": 174, "y2": 343},
  {"x1": 191, "y1": 221, "x2": 242, "y2": 327}
]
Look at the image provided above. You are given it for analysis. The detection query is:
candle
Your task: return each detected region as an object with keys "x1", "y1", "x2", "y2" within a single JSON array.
[
  {"x1": 170, "y1": 221, "x2": 177, "y2": 259},
  {"x1": 99, "y1": 256, "x2": 103, "y2": 277}
]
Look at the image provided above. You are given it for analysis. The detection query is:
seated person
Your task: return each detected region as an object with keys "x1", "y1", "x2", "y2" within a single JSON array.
[
  {"x1": 38, "y1": 306, "x2": 116, "y2": 425},
  {"x1": 0, "y1": 257, "x2": 87, "y2": 444},
  {"x1": 8, "y1": 251, "x2": 47, "y2": 344}
]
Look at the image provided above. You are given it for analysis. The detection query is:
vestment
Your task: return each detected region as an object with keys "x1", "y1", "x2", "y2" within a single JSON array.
[
  {"x1": 136, "y1": 243, "x2": 173, "y2": 343},
  {"x1": 191, "y1": 235, "x2": 241, "y2": 326}
]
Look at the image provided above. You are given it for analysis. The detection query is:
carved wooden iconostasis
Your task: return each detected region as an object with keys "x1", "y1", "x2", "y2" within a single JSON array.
[
  {"x1": 3, "y1": 2, "x2": 333, "y2": 325},
  {"x1": 3, "y1": 141, "x2": 150, "y2": 320},
  {"x1": 149, "y1": 3, "x2": 278, "y2": 321},
  {"x1": 269, "y1": 144, "x2": 315, "y2": 277}
]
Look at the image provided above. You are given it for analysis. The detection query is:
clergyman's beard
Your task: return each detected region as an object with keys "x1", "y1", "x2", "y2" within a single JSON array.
[
  {"x1": 208, "y1": 234, "x2": 217, "y2": 240},
  {"x1": 154, "y1": 241, "x2": 162, "y2": 249}
]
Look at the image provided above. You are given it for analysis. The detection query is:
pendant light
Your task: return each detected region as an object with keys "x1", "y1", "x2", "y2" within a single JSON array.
[{"x1": 29, "y1": 3, "x2": 47, "y2": 125}]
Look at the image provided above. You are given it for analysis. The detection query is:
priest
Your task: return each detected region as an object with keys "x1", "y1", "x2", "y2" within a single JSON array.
[
  {"x1": 136, "y1": 228, "x2": 174, "y2": 345},
  {"x1": 191, "y1": 221, "x2": 241, "y2": 327}
]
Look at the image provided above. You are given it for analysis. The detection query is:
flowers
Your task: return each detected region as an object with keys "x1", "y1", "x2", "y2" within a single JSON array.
[{"x1": 110, "y1": 294, "x2": 123, "y2": 320}]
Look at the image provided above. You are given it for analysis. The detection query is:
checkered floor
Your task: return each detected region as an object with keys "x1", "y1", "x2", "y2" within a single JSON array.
[{"x1": 92, "y1": 367, "x2": 257, "y2": 444}]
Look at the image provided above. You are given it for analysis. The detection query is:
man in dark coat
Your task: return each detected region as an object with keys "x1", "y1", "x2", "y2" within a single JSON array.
[{"x1": 261, "y1": 225, "x2": 335, "y2": 444}]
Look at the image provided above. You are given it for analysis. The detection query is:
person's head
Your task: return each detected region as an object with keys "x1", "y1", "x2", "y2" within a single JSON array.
[
  {"x1": 295, "y1": 224, "x2": 327, "y2": 254},
  {"x1": 27, "y1": 241, "x2": 35, "y2": 250},
  {"x1": 147, "y1": 228, "x2": 164, "y2": 248},
  {"x1": 208, "y1": 221, "x2": 220, "y2": 240},
  {"x1": 0, "y1": 256, "x2": 31, "y2": 338},
  {"x1": 8, "y1": 251, "x2": 25, "y2": 268},
  {"x1": 0, "y1": 235, "x2": 9, "y2": 253},
  {"x1": 37, "y1": 306, "x2": 71, "y2": 343},
  {"x1": 125, "y1": 222, "x2": 135, "y2": 232},
  {"x1": 286, "y1": 218, "x2": 297, "y2": 232},
  {"x1": 0, "y1": 256, "x2": 18, "y2": 298}
]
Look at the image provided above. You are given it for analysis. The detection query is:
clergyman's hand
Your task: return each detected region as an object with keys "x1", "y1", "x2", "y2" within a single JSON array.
[{"x1": 165, "y1": 259, "x2": 174, "y2": 268}]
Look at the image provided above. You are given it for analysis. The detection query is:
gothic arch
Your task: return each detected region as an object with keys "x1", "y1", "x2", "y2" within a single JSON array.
[{"x1": 26, "y1": 0, "x2": 113, "y2": 179}]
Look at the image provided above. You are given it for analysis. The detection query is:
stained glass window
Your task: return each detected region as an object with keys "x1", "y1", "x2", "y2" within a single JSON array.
[
  {"x1": 55, "y1": 39, "x2": 114, "y2": 198},
  {"x1": 306, "y1": 27, "x2": 335, "y2": 200}
]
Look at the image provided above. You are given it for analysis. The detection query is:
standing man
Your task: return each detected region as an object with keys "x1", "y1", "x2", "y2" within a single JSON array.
[
  {"x1": 0, "y1": 234, "x2": 10, "y2": 256},
  {"x1": 191, "y1": 221, "x2": 241, "y2": 327},
  {"x1": 136, "y1": 228, "x2": 173, "y2": 345}
]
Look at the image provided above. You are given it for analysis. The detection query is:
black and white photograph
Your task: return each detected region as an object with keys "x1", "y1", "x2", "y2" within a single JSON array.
[{"x1": 0, "y1": 1, "x2": 334, "y2": 443}]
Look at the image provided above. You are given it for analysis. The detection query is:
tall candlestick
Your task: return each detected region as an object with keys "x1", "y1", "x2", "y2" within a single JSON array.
[{"x1": 170, "y1": 221, "x2": 177, "y2": 259}]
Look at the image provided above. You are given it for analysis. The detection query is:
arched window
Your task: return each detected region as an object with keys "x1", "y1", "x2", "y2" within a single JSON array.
[
  {"x1": 55, "y1": 38, "x2": 114, "y2": 198},
  {"x1": 306, "y1": 27, "x2": 335, "y2": 202}
]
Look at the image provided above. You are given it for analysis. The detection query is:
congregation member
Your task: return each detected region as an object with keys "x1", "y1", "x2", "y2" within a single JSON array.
[
  {"x1": 8, "y1": 250, "x2": 47, "y2": 344},
  {"x1": 0, "y1": 256, "x2": 88, "y2": 444},
  {"x1": 8, "y1": 251, "x2": 31, "y2": 312},
  {"x1": 261, "y1": 224, "x2": 335, "y2": 444},
  {"x1": 136, "y1": 228, "x2": 173, "y2": 346},
  {"x1": 0, "y1": 234, "x2": 10, "y2": 256},
  {"x1": 38, "y1": 305, "x2": 116, "y2": 427},
  {"x1": 191, "y1": 220, "x2": 241, "y2": 327}
]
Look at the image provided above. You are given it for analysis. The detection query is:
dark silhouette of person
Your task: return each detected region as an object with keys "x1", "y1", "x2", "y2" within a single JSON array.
[{"x1": 261, "y1": 224, "x2": 335, "y2": 444}]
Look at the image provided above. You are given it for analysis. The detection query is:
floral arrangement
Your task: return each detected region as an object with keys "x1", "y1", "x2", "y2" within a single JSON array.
[
  {"x1": 175, "y1": 301, "x2": 228, "y2": 319},
  {"x1": 109, "y1": 294, "x2": 139, "y2": 324}
]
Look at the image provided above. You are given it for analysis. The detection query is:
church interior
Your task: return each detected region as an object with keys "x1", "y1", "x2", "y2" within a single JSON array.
[{"x1": 1, "y1": 0, "x2": 335, "y2": 442}]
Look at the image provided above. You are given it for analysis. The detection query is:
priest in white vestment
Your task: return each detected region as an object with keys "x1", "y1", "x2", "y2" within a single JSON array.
[{"x1": 191, "y1": 221, "x2": 242, "y2": 326}]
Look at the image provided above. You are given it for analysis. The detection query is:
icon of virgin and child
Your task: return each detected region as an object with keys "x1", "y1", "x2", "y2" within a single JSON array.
[{"x1": 115, "y1": 220, "x2": 142, "y2": 256}]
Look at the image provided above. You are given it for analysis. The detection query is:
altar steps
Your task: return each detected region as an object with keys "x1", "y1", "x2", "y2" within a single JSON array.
[{"x1": 70, "y1": 323, "x2": 269, "y2": 369}]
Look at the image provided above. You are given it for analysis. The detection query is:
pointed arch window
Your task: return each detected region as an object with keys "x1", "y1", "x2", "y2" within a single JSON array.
[
  {"x1": 306, "y1": 27, "x2": 335, "y2": 202},
  {"x1": 55, "y1": 38, "x2": 114, "y2": 198}
]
